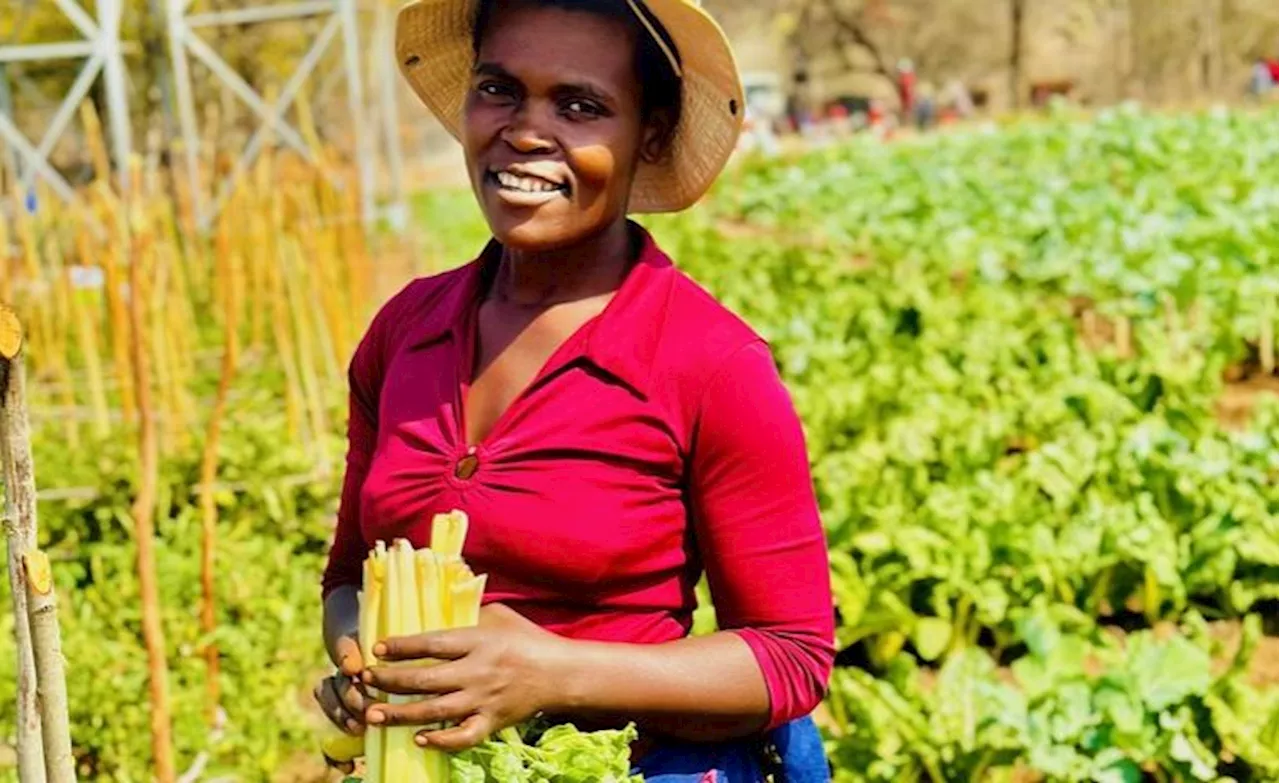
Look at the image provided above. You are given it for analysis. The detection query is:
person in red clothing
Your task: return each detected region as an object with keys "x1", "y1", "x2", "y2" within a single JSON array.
[{"x1": 314, "y1": 0, "x2": 835, "y2": 779}]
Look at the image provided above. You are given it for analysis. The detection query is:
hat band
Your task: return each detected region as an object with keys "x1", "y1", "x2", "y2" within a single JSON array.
[{"x1": 623, "y1": 0, "x2": 683, "y2": 78}]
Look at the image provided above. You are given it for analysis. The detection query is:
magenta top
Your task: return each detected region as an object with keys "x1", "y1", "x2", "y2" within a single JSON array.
[{"x1": 323, "y1": 226, "x2": 835, "y2": 729}]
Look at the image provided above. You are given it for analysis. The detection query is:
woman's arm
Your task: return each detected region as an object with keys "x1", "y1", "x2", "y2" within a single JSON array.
[
  {"x1": 364, "y1": 340, "x2": 834, "y2": 748},
  {"x1": 316, "y1": 295, "x2": 395, "y2": 733},
  {"x1": 543, "y1": 630, "x2": 770, "y2": 740},
  {"x1": 549, "y1": 340, "x2": 835, "y2": 736}
]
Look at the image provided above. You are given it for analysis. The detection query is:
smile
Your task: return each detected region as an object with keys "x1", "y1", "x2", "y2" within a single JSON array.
[{"x1": 486, "y1": 167, "x2": 570, "y2": 206}]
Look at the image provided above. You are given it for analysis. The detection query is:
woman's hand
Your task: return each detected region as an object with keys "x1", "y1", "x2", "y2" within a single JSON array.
[
  {"x1": 360, "y1": 603, "x2": 567, "y2": 751},
  {"x1": 313, "y1": 633, "x2": 373, "y2": 737}
]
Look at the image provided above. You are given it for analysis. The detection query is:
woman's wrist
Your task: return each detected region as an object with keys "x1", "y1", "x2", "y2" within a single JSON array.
[{"x1": 535, "y1": 634, "x2": 591, "y2": 716}]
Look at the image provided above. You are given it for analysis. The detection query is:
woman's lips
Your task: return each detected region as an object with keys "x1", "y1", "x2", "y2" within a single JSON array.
[{"x1": 485, "y1": 165, "x2": 570, "y2": 207}]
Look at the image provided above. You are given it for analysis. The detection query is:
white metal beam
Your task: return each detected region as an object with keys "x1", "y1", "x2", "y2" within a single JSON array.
[
  {"x1": 30, "y1": 54, "x2": 104, "y2": 168},
  {"x1": 0, "y1": 113, "x2": 78, "y2": 203},
  {"x1": 168, "y1": 0, "x2": 385, "y2": 230},
  {"x1": 0, "y1": 42, "x2": 98, "y2": 63},
  {"x1": 339, "y1": 0, "x2": 374, "y2": 223},
  {"x1": 181, "y1": 28, "x2": 314, "y2": 157},
  {"x1": 51, "y1": 0, "x2": 101, "y2": 41},
  {"x1": 207, "y1": 14, "x2": 341, "y2": 218},
  {"x1": 98, "y1": 0, "x2": 133, "y2": 194},
  {"x1": 0, "y1": 0, "x2": 131, "y2": 204},
  {"x1": 186, "y1": 0, "x2": 335, "y2": 28}
]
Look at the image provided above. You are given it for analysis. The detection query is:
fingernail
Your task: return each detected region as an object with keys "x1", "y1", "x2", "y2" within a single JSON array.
[
  {"x1": 361, "y1": 671, "x2": 373, "y2": 684},
  {"x1": 374, "y1": 642, "x2": 388, "y2": 656},
  {"x1": 368, "y1": 710, "x2": 386, "y2": 724},
  {"x1": 415, "y1": 733, "x2": 430, "y2": 746},
  {"x1": 346, "y1": 718, "x2": 361, "y2": 732}
]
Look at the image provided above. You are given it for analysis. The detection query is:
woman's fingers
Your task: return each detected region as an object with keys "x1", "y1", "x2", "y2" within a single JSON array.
[
  {"x1": 416, "y1": 713, "x2": 493, "y2": 752},
  {"x1": 374, "y1": 628, "x2": 477, "y2": 662},
  {"x1": 362, "y1": 659, "x2": 465, "y2": 695},
  {"x1": 313, "y1": 675, "x2": 365, "y2": 735},
  {"x1": 337, "y1": 676, "x2": 371, "y2": 730},
  {"x1": 333, "y1": 634, "x2": 364, "y2": 677},
  {"x1": 366, "y1": 691, "x2": 477, "y2": 727}
]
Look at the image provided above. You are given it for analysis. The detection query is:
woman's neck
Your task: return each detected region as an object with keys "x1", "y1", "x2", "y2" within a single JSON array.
[{"x1": 491, "y1": 220, "x2": 635, "y2": 308}]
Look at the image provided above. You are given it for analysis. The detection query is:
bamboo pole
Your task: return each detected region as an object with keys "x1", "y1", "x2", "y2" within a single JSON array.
[
  {"x1": 71, "y1": 233, "x2": 111, "y2": 438},
  {"x1": 0, "y1": 304, "x2": 47, "y2": 782},
  {"x1": 197, "y1": 232, "x2": 242, "y2": 724},
  {"x1": 126, "y1": 209, "x2": 176, "y2": 783}
]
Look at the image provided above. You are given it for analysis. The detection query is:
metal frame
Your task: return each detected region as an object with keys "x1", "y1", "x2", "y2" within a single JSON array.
[
  {"x1": 370, "y1": 0, "x2": 406, "y2": 231},
  {"x1": 167, "y1": 0, "x2": 376, "y2": 229},
  {"x1": 0, "y1": 0, "x2": 133, "y2": 201}
]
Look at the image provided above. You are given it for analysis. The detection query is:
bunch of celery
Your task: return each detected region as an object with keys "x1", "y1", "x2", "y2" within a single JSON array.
[{"x1": 323, "y1": 510, "x2": 487, "y2": 782}]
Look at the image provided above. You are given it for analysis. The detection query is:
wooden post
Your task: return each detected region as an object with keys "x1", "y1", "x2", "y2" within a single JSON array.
[
  {"x1": 127, "y1": 212, "x2": 176, "y2": 783},
  {"x1": 0, "y1": 304, "x2": 47, "y2": 782},
  {"x1": 23, "y1": 550, "x2": 77, "y2": 783}
]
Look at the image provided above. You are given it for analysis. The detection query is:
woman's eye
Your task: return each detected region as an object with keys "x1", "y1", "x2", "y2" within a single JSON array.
[
  {"x1": 563, "y1": 99, "x2": 604, "y2": 118},
  {"x1": 477, "y1": 81, "x2": 513, "y2": 99}
]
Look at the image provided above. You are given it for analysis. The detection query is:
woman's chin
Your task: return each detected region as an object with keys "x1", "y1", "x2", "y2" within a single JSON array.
[{"x1": 485, "y1": 208, "x2": 589, "y2": 252}]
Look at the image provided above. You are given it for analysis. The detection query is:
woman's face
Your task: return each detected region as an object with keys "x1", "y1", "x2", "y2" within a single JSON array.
[{"x1": 463, "y1": 4, "x2": 647, "y2": 251}]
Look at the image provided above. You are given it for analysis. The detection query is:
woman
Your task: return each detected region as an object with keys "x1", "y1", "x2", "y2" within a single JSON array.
[{"x1": 315, "y1": 1, "x2": 834, "y2": 779}]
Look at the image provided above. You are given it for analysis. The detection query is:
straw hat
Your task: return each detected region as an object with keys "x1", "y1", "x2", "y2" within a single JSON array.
[{"x1": 395, "y1": 0, "x2": 744, "y2": 214}]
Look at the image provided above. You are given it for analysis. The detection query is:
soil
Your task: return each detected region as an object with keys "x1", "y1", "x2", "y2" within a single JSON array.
[{"x1": 1216, "y1": 373, "x2": 1278, "y2": 430}]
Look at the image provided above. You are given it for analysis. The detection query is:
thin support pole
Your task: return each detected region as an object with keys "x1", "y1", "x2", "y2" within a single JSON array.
[
  {"x1": 98, "y1": 0, "x2": 133, "y2": 194},
  {"x1": 374, "y1": 1, "x2": 406, "y2": 231},
  {"x1": 0, "y1": 65, "x2": 20, "y2": 183},
  {"x1": 339, "y1": 0, "x2": 375, "y2": 223},
  {"x1": 0, "y1": 306, "x2": 47, "y2": 783},
  {"x1": 167, "y1": 0, "x2": 206, "y2": 227}
]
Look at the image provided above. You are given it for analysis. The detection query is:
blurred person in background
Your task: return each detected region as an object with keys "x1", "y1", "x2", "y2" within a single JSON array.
[
  {"x1": 944, "y1": 79, "x2": 974, "y2": 121},
  {"x1": 895, "y1": 58, "x2": 916, "y2": 124},
  {"x1": 914, "y1": 81, "x2": 937, "y2": 131},
  {"x1": 315, "y1": 1, "x2": 835, "y2": 781},
  {"x1": 1250, "y1": 57, "x2": 1278, "y2": 96}
]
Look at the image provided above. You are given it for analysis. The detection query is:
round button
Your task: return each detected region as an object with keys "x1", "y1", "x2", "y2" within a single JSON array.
[{"x1": 455, "y1": 454, "x2": 479, "y2": 480}]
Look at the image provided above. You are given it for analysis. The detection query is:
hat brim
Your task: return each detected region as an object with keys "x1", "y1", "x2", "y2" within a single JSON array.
[{"x1": 395, "y1": 0, "x2": 744, "y2": 214}]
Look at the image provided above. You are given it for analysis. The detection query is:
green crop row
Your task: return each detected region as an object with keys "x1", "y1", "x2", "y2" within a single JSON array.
[{"x1": 1, "y1": 108, "x2": 1275, "y2": 781}]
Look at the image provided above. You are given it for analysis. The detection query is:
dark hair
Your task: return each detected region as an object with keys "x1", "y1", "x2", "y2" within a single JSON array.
[{"x1": 471, "y1": 0, "x2": 683, "y2": 153}]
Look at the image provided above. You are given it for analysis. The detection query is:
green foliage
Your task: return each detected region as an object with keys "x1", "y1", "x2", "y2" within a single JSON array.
[
  {"x1": 1, "y1": 405, "x2": 343, "y2": 780},
  {"x1": 658, "y1": 108, "x2": 1278, "y2": 780},
  {"x1": 451, "y1": 723, "x2": 643, "y2": 783},
  {"x1": 1, "y1": 108, "x2": 1275, "y2": 781},
  {"x1": 824, "y1": 613, "x2": 1279, "y2": 782}
]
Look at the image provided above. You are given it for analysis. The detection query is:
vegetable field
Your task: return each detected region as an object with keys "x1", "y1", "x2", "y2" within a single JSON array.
[{"x1": 2, "y1": 107, "x2": 1277, "y2": 781}]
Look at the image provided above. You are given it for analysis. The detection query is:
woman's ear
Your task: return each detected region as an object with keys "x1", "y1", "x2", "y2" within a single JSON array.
[{"x1": 639, "y1": 109, "x2": 677, "y2": 165}]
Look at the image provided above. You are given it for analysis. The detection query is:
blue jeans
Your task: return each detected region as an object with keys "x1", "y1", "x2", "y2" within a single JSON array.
[{"x1": 632, "y1": 715, "x2": 829, "y2": 782}]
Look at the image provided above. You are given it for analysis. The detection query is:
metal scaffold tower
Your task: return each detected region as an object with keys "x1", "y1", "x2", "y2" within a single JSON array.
[
  {"x1": 0, "y1": 0, "x2": 133, "y2": 201},
  {"x1": 167, "y1": 0, "x2": 378, "y2": 229},
  {"x1": 2, "y1": 1, "x2": 407, "y2": 231}
]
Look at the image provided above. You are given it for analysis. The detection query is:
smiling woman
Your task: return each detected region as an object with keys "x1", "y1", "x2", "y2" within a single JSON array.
[
  {"x1": 464, "y1": 0, "x2": 681, "y2": 249},
  {"x1": 316, "y1": 1, "x2": 835, "y2": 781}
]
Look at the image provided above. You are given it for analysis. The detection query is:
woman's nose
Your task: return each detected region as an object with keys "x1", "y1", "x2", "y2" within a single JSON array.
[{"x1": 501, "y1": 111, "x2": 555, "y2": 154}]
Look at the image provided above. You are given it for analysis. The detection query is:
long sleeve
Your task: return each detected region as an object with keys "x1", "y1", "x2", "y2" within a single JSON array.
[
  {"x1": 688, "y1": 340, "x2": 836, "y2": 730},
  {"x1": 320, "y1": 300, "x2": 389, "y2": 598}
]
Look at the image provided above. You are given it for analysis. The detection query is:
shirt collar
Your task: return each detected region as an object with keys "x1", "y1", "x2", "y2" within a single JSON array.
[{"x1": 404, "y1": 222, "x2": 675, "y2": 400}]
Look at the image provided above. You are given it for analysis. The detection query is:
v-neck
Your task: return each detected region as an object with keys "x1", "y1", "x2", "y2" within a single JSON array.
[{"x1": 455, "y1": 287, "x2": 606, "y2": 452}]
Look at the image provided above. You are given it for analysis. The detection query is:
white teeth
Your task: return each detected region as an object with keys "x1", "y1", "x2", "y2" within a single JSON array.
[{"x1": 494, "y1": 171, "x2": 560, "y2": 193}]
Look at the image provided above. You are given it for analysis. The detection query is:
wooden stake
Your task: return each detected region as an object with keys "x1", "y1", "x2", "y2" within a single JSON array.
[
  {"x1": 23, "y1": 550, "x2": 76, "y2": 783},
  {"x1": 0, "y1": 304, "x2": 48, "y2": 782},
  {"x1": 127, "y1": 223, "x2": 176, "y2": 783},
  {"x1": 197, "y1": 233, "x2": 242, "y2": 724}
]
